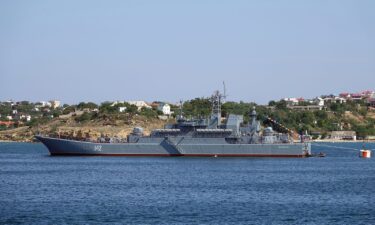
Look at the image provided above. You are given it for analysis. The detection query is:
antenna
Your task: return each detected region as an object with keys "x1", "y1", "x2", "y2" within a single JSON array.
[
  {"x1": 222, "y1": 81, "x2": 227, "y2": 103},
  {"x1": 177, "y1": 99, "x2": 184, "y2": 121}
]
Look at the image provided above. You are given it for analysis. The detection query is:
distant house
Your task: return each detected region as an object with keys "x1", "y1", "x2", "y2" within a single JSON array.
[
  {"x1": 12, "y1": 109, "x2": 18, "y2": 115},
  {"x1": 118, "y1": 107, "x2": 127, "y2": 113},
  {"x1": 127, "y1": 101, "x2": 151, "y2": 110},
  {"x1": 49, "y1": 100, "x2": 61, "y2": 109},
  {"x1": 43, "y1": 108, "x2": 51, "y2": 113},
  {"x1": 287, "y1": 105, "x2": 324, "y2": 111},
  {"x1": 368, "y1": 98, "x2": 375, "y2": 108},
  {"x1": 334, "y1": 97, "x2": 346, "y2": 104},
  {"x1": 157, "y1": 103, "x2": 171, "y2": 115},
  {"x1": 151, "y1": 101, "x2": 162, "y2": 108},
  {"x1": 361, "y1": 90, "x2": 374, "y2": 99},
  {"x1": 36, "y1": 101, "x2": 52, "y2": 108},
  {"x1": 339, "y1": 93, "x2": 351, "y2": 99},
  {"x1": 0, "y1": 121, "x2": 15, "y2": 127},
  {"x1": 322, "y1": 97, "x2": 333, "y2": 104},
  {"x1": 5, "y1": 100, "x2": 15, "y2": 106},
  {"x1": 330, "y1": 131, "x2": 356, "y2": 141},
  {"x1": 111, "y1": 101, "x2": 125, "y2": 107},
  {"x1": 6, "y1": 115, "x2": 13, "y2": 120},
  {"x1": 283, "y1": 98, "x2": 302, "y2": 106},
  {"x1": 82, "y1": 108, "x2": 99, "y2": 113},
  {"x1": 365, "y1": 135, "x2": 375, "y2": 140},
  {"x1": 350, "y1": 93, "x2": 363, "y2": 101},
  {"x1": 19, "y1": 114, "x2": 31, "y2": 122},
  {"x1": 323, "y1": 96, "x2": 346, "y2": 104},
  {"x1": 313, "y1": 97, "x2": 324, "y2": 106}
]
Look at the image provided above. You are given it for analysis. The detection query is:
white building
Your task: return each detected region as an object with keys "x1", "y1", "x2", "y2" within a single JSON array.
[
  {"x1": 36, "y1": 101, "x2": 52, "y2": 108},
  {"x1": 335, "y1": 97, "x2": 347, "y2": 104},
  {"x1": 323, "y1": 96, "x2": 346, "y2": 104},
  {"x1": 20, "y1": 114, "x2": 32, "y2": 121},
  {"x1": 118, "y1": 107, "x2": 127, "y2": 112},
  {"x1": 157, "y1": 103, "x2": 171, "y2": 115},
  {"x1": 49, "y1": 100, "x2": 61, "y2": 109},
  {"x1": 283, "y1": 97, "x2": 305, "y2": 106},
  {"x1": 5, "y1": 100, "x2": 14, "y2": 106},
  {"x1": 283, "y1": 98, "x2": 299, "y2": 105},
  {"x1": 331, "y1": 131, "x2": 356, "y2": 141},
  {"x1": 127, "y1": 101, "x2": 152, "y2": 110},
  {"x1": 111, "y1": 101, "x2": 125, "y2": 107},
  {"x1": 313, "y1": 97, "x2": 325, "y2": 106},
  {"x1": 6, "y1": 115, "x2": 12, "y2": 120},
  {"x1": 361, "y1": 90, "x2": 375, "y2": 99}
]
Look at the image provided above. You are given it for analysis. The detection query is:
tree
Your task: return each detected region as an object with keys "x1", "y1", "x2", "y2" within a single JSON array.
[
  {"x1": 75, "y1": 112, "x2": 93, "y2": 122},
  {"x1": 275, "y1": 100, "x2": 287, "y2": 110},
  {"x1": 63, "y1": 106, "x2": 76, "y2": 115},
  {"x1": 301, "y1": 111, "x2": 315, "y2": 125},
  {"x1": 140, "y1": 107, "x2": 158, "y2": 118},
  {"x1": 183, "y1": 98, "x2": 211, "y2": 118},
  {"x1": 126, "y1": 105, "x2": 138, "y2": 114},
  {"x1": 99, "y1": 102, "x2": 117, "y2": 113},
  {"x1": 77, "y1": 102, "x2": 98, "y2": 110},
  {"x1": 268, "y1": 100, "x2": 276, "y2": 106}
]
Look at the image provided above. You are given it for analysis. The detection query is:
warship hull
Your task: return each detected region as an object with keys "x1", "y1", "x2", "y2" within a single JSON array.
[{"x1": 36, "y1": 136, "x2": 311, "y2": 157}]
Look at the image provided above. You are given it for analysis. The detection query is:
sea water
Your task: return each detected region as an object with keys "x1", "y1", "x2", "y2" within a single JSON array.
[{"x1": 0, "y1": 142, "x2": 374, "y2": 225}]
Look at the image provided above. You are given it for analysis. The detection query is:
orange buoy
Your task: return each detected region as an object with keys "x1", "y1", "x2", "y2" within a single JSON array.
[{"x1": 360, "y1": 150, "x2": 371, "y2": 158}]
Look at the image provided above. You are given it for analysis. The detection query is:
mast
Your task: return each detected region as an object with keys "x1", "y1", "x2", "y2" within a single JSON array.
[
  {"x1": 249, "y1": 106, "x2": 260, "y2": 133},
  {"x1": 250, "y1": 106, "x2": 257, "y2": 125},
  {"x1": 210, "y1": 90, "x2": 222, "y2": 127},
  {"x1": 177, "y1": 100, "x2": 184, "y2": 121}
]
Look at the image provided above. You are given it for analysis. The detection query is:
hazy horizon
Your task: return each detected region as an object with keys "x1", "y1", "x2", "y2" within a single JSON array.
[{"x1": 1, "y1": 0, "x2": 374, "y2": 104}]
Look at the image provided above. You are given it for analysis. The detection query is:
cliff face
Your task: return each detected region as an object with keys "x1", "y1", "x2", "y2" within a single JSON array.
[{"x1": 0, "y1": 116, "x2": 170, "y2": 142}]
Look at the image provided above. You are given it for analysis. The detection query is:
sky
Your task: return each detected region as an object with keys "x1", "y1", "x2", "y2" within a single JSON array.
[{"x1": 1, "y1": 0, "x2": 374, "y2": 104}]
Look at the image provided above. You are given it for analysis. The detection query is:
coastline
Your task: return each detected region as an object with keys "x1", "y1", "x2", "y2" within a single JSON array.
[
  {"x1": 1, "y1": 139, "x2": 374, "y2": 144},
  {"x1": 0, "y1": 140, "x2": 34, "y2": 143},
  {"x1": 311, "y1": 140, "x2": 375, "y2": 143}
]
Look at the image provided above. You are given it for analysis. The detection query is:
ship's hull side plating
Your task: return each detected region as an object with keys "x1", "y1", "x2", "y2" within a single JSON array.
[{"x1": 36, "y1": 136, "x2": 311, "y2": 157}]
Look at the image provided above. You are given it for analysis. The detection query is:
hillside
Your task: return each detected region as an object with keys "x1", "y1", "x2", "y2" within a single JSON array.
[{"x1": 0, "y1": 114, "x2": 170, "y2": 142}]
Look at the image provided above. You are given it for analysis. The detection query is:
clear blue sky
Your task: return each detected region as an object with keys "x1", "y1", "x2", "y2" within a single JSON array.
[{"x1": 1, "y1": 0, "x2": 374, "y2": 104}]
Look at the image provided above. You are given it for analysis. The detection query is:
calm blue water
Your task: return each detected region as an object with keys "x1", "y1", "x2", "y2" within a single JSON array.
[{"x1": 0, "y1": 142, "x2": 374, "y2": 225}]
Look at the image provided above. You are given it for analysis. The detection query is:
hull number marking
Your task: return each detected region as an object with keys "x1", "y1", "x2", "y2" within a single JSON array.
[{"x1": 94, "y1": 145, "x2": 102, "y2": 151}]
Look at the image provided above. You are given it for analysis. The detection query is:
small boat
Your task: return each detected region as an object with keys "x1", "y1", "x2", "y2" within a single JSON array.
[{"x1": 307, "y1": 152, "x2": 326, "y2": 157}]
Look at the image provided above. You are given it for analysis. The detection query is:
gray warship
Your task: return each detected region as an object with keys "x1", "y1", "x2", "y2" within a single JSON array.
[{"x1": 36, "y1": 91, "x2": 311, "y2": 157}]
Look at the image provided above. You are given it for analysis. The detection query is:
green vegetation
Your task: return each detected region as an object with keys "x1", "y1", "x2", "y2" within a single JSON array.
[
  {"x1": 182, "y1": 98, "x2": 211, "y2": 118},
  {"x1": 180, "y1": 97, "x2": 375, "y2": 138}
]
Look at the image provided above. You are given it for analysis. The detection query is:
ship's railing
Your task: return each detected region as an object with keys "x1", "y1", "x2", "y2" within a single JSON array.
[
  {"x1": 45, "y1": 134, "x2": 128, "y2": 143},
  {"x1": 196, "y1": 129, "x2": 233, "y2": 132},
  {"x1": 153, "y1": 129, "x2": 181, "y2": 132}
]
